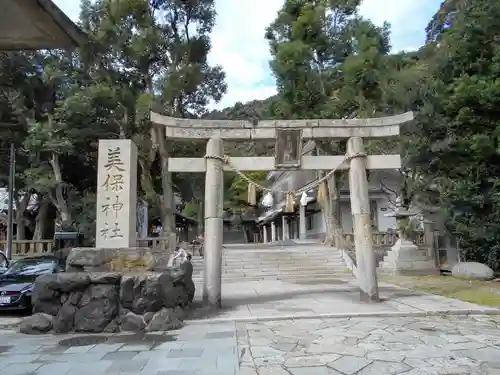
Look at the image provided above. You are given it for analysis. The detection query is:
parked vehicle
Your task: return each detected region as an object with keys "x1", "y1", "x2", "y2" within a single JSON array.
[
  {"x1": 0, "y1": 256, "x2": 62, "y2": 311},
  {"x1": 0, "y1": 250, "x2": 7, "y2": 274}
]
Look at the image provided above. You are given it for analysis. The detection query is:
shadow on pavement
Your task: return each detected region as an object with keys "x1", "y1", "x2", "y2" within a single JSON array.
[{"x1": 185, "y1": 285, "x2": 423, "y2": 321}]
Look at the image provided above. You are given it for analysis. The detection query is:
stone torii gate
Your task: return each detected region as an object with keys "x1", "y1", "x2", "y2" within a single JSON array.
[{"x1": 150, "y1": 111, "x2": 414, "y2": 307}]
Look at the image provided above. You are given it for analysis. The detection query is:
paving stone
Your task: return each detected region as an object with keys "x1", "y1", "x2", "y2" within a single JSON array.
[
  {"x1": 106, "y1": 359, "x2": 148, "y2": 373},
  {"x1": 250, "y1": 346, "x2": 285, "y2": 358},
  {"x1": 6, "y1": 345, "x2": 43, "y2": 354},
  {"x1": 88, "y1": 343, "x2": 125, "y2": 353},
  {"x1": 365, "y1": 350, "x2": 406, "y2": 362},
  {"x1": 216, "y1": 354, "x2": 238, "y2": 371},
  {"x1": 103, "y1": 351, "x2": 140, "y2": 361},
  {"x1": 142, "y1": 358, "x2": 184, "y2": 372},
  {"x1": 307, "y1": 343, "x2": 366, "y2": 357},
  {"x1": 257, "y1": 366, "x2": 291, "y2": 374},
  {"x1": 239, "y1": 366, "x2": 258, "y2": 375},
  {"x1": 63, "y1": 344, "x2": 96, "y2": 354},
  {"x1": 287, "y1": 366, "x2": 343, "y2": 375},
  {"x1": 271, "y1": 343, "x2": 296, "y2": 352},
  {"x1": 178, "y1": 357, "x2": 217, "y2": 371},
  {"x1": 404, "y1": 348, "x2": 454, "y2": 359},
  {"x1": 254, "y1": 356, "x2": 285, "y2": 367},
  {"x1": 0, "y1": 354, "x2": 41, "y2": 365},
  {"x1": 167, "y1": 348, "x2": 204, "y2": 358},
  {"x1": 158, "y1": 371, "x2": 197, "y2": 375},
  {"x1": 457, "y1": 347, "x2": 500, "y2": 365},
  {"x1": 2, "y1": 363, "x2": 43, "y2": 375},
  {"x1": 119, "y1": 344, "x2": 154, "y2": 352},
  {"x1": 67, "y1": 361, "x2": 113, "y2": 375},
  {"x1": 356, "y1": 360, "x2": 411, "y2": 375},
  {"x1": 33, "y1": 362, "x2": 73, "y2": 375},
  {"x1": 327, "y1": 355, "x2": 372, "y2": 375},
  {"x1": 283, "y1": 355, "x2": 341, "y2": 368},
  {"x1": 153, "y1": 342, "x2": 184, "y2": 351},
  {"x1": 248, "y1": 337, "x2": 274, "y2": 346},
  {"x1": 204, "y1": 331, "x2": 235, "y2": 339}
]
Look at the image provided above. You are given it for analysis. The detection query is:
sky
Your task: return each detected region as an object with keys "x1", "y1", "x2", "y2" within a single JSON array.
[{"x1": 54, "y1": 0, "x2": 442, "y2": 110}]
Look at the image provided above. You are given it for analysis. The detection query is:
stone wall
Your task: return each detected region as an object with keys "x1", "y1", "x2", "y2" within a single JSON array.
[{"x1": 19, "y1": 261, "x2": 195, "y2": 335}]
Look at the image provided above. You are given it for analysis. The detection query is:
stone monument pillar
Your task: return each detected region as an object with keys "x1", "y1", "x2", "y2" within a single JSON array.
[
  {"x1": 263, "y1": 225, "x2": 268, "y2": 243},
  {"x1": 271, "y1": 222, "x2": 276, "y2": 242},
  {"x1": 96, "y1": 139, "x2": 137, "y2": 248},
  {"x1": 203, "y1": 137, "x2": 224, "y2": 307},
  {"x1": 347, "y1": 137, "x2": 379, "y2": 302}
]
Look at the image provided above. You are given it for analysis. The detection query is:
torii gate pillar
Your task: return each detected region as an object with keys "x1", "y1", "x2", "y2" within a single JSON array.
[
  {"x1": 347, "y1": 137, "x2": 379, "y2": 302},
  {"x1": 203, "y1": 137, "x2": 224, "y2": 307}
]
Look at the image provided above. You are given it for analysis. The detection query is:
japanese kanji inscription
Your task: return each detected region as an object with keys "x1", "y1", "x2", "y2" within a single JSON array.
[{"x1": 95, "y1": 139, "x2": 138, "y2": 248}]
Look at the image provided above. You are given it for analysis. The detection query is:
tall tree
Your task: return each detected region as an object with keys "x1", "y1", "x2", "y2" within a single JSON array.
[
  {"x1": 415, "y1": 0, "x2": 500, "y2": 269},
  {"x1": 79, "y1": 0, "x2": 226, "y2": 237}
]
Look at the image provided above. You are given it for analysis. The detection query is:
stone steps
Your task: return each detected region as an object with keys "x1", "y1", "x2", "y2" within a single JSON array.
[
  {"x1": 192, "y1": 275, "x2": 349, "y2": 283},
  {"x1": 189, "y1": 245, "x2": 349, "y2": 283}
]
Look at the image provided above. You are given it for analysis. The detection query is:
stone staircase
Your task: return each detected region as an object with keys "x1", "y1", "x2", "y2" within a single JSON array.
[{"x1": 190, "y1": 243, "x2": 349, "y2": 284}]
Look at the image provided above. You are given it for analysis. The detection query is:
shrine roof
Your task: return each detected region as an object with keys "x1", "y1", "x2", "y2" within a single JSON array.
[{"x1": 0, "y1": 0, "x2": 86, "y2": 50}]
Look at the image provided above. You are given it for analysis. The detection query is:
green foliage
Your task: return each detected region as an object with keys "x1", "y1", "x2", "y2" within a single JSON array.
[
  {"x1": 225, "y1": 172, "x2": 268, "y2": 209},
  {"x1": 411, "y1": 0, "x2": 500, "y2": 269},
  {"x1": 182, "y1": 203, "x2": 200, "y2": 219}
]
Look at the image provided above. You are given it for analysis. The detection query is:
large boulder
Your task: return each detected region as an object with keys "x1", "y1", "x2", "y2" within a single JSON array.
[
  {"x1": 74, "y1": 284, "x2": 119, "y2": 332},
  {"x1": 452, "y1": 262, "x2": 495, "y2": 280},
  {"x1": 120, "y1": 275, "x2": 163, "y2": 314},
  {"x1": 66, "y1": 247, "x2": 170, "y2": 272},
  {"x1": 145, "y1": 307, "x2": 184, "y2": 332},
  {"x1": 120, "y1": 312, "x2": 146, "y2": 332},
  {"x1": 21, "y1": 255, "x2": 195, "y2": 334},
  {"x1": 19, "y1": 313, "x2": 53, "y2": 334}
]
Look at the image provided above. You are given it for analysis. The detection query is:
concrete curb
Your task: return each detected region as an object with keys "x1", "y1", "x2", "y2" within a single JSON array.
[{"x1": 186, "y1": 308, "x2": 500, "y2": 324}]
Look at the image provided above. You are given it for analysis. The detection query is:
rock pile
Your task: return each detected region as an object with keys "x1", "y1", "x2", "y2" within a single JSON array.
[{"x1": 19, "y1": 261, "x2": 195, "y2": 334}]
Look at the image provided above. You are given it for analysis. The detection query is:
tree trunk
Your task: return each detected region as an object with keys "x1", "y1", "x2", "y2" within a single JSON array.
[
  {"x1": 15, "y1": 194, "x2": 30, "y2": 240},
  {"x1": 320, "y1": 178, "x2": 334, "y2": 245},
  {"x1": 49, "y1": 152, "x2": 73, "y2": 230},
  {"x1": 328, "y1": 172, "x2": 346, "y2": 249},
  {"x1": 33, "y1": 197, "x2": 50, "y2": 240},
  {"x1": 196, "y1": 198, "x2": 204, "y2": 235},
  {"x1": 155, "y1": 126, "x2": 175, "y2": 235}
]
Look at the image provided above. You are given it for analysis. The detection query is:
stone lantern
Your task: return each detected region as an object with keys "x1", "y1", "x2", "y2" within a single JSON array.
[{"x1": 379, "y1": 197, "x2": 439, "y2": 275}]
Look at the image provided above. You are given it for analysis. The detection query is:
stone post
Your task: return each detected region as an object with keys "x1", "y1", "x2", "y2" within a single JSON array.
[
  {"x1": 423, "y1": 220, "x2": 438, "y2": 267},
  {"x1": 263, "y1": 225, "x2": 268, "y2": 243},
  {"x1": 96, "y1": 139, "x2": 137, "y2": 249},
  {"x1": 299, "y1": 205, "x2": 306, "y2": 240},
  {"x1": 271, "y1": 222, "x2": 276, "y2": 242},
  {"x1": 203, "y1": 137, "x2": 224, "y2": 307},
  {"x1": 347, "y1": 137, "x2": 379, "y2": 302},
  {"x1": 282, "y1": 216, "x2": 288, "y2": 240}
]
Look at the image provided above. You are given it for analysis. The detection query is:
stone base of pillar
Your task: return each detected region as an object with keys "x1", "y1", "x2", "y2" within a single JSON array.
[{"x1": 379, "y1": 239, "x2": 440, "y2": 276}]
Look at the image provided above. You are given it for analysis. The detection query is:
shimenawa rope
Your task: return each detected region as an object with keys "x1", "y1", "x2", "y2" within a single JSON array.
[{"x1": 204, "y1": 152, "x2": 366, "y2": 197}]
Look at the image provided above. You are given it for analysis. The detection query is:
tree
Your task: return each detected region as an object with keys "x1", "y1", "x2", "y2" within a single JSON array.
[
  {"x1": 79, "y1": 0, "x2": 226, "y2": 237},
  {"x1": 414, "y1": 0, "x2": 500, "y2": 269}
]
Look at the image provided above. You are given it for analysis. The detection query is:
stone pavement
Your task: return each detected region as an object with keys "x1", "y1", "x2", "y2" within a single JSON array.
[
  {"x1": 2, "y1": 314, "x2": 500, "y2": 374},
  {"x1": 0, "y1": 322, "x2": 239, "y2": 375},
  {"x1": 237, "y1": 314, "x2": 500, "y2": 374},
  {"x1": 190, "y1": 278, "x2": 499, "y2": 322}
]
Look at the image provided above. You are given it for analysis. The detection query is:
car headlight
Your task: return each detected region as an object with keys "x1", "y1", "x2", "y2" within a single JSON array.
[{"x1": 21, "y1": 284, "x2": 33, "y2": 294}]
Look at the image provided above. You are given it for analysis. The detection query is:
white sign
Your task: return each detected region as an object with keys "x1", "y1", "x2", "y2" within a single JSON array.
[{"x1": 95, "y1": 140, "x2": 137, "y2": 248}]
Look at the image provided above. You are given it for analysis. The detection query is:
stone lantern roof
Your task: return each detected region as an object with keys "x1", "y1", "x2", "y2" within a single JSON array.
[{"x1": 0, "y1": 0, "x2": 86, "y2": 50}]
